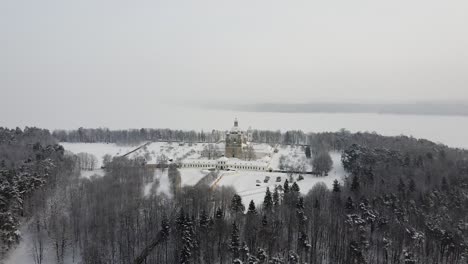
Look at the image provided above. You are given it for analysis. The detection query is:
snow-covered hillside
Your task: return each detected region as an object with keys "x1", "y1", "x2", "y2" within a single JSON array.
[
  {"x1": 61, "y1": 142, "x2": 347, "y2": 203},
  {"x1": 212, "y1": 152, "x2": 345, "y2": 205}
]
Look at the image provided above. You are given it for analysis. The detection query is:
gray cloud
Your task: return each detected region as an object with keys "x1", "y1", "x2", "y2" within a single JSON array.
[{"x1": 1, "y1": 0, "x2": 468, "y2": 128}]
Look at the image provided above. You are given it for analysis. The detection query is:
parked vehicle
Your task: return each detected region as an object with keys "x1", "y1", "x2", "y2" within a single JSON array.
[
  {"x1": 264, "y1": 176, "x2": 271, "y2": 183},
  {"x1": 276, "y1": 176, "x2": 282, "y2": 182}
]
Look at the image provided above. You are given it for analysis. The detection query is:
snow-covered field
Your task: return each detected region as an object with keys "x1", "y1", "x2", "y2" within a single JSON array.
[
  {"x1": 61, "y1": 142, "x2": 138, "y2": 168},
  {"x1": 212, "y1": 152, "x2": 345, "y2": 205},
  {"x1": 61, "y1": 142, "x2": 347, "y2": 204}
]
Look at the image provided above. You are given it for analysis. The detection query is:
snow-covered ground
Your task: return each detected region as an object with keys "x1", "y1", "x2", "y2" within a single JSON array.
[
  {"x1": 143, "y1": 169, "x2": 172, "y2": 197},
  {"x1": 61, "y1": 142, "x2": 347, "y2": 205},
  {"x1": 269, "y1": 145, "x2": 313, "y2": 171},
  {"x1": 212, "y1": 152, "x2": 346, "y2": 205},
  {"x1": 62, "y1": 141, "x2": 213, "y2": 179},
  {"x1": 61, "y1": 142, "x2": 138, "y2": 168},
  {"x1": 179, "y1": 168, "x2": 210, "y2": 186},
  {"x1": 62, "y1": 141, "x2": 220, "y2": 168}
]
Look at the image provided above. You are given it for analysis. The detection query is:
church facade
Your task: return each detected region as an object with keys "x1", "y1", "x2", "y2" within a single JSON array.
[
  {"x1": 179, "y1": 119, "x2": 273, "y2": 171},
  {"x1": 225, "y1": 118, "x2": 252, "y2": 158}
]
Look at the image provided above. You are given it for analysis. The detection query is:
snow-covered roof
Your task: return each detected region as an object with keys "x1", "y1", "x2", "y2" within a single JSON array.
[
  {"x1": 231, "y1": 125, "x2": 240, "y2": 132},
  {"x1": 181, "y1": 159, "x2": 217, "y2": 165},
  {"x1": 218, "y1": 156, "x2": 229, "y2": 162},
  {"x1": 223, "y1": 158, "x2": 269, "y2": 167},
  {"x1": 181, "y1": 157, "x2": 268, "y2": 167}
]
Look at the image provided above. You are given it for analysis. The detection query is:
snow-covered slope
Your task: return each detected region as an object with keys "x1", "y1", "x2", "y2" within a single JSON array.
[
  {"x1": 212, "y1": 151, "x2": 346, "y2": 205},
  {"x1": 61, "y1": 142, "x2": 347, "y2": 204}
]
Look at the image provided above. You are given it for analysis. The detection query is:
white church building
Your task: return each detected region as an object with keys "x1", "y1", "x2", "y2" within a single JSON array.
[
  {"x1": 180, "y1": 119, "x2": 273, "y2": 172},
  {"x1": 180, "y1": 156, "x2": 271, "y2": 171}
]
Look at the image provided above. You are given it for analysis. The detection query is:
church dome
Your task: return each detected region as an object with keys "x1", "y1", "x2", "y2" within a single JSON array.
[
  {"x1": 230, "y1": 118, "x2": 240, "y2": 133},
  {"x1": 230, "y1": 126, "x2": 240, "y2": 133}
]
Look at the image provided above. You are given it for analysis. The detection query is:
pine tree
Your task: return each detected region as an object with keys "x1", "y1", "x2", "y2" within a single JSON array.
[
  {"x1": 332, "y1": 179, "x2": 341, "y2": 193},
  {"x1": 199, "y1": 210, "x2": 209, "y2": 228},
  {"x1": 291, "y1": 182, "x2": 300, "y2": 193},
  {"x1": 230, "y1": 222, "x2": 241, "y2": 260},
  {"x1": 263, "y1": 187, "x2": 273, "y2": 212},
  {"x1": 273, "y1": 186, "x2": 280, "y2": 207},
  {"x1": 230, "y1": 194, "x2": 245, "y2": 214},
  {"x1": 283, "y1": 179, "x2": 290, "y2": 193},
  {"x1": 247, "y1": 200, "x2": 257, "y2": 215},
  {"x1": 179, "y1": 216, "x2": 194, "y2": 264}
]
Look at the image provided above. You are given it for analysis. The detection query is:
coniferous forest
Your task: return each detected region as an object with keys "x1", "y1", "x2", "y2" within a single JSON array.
[{"x1": 2, "y1": 127, "x2": 468, "y2": 263}]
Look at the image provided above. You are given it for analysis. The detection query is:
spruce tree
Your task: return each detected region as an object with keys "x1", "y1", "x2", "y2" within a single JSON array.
[
  {"x1": 263, "y1": 187, "x2": 273, "y2": 212},
  {"x1": 229, "y1": 222, "x2": 241, "y2": 260},
  {"x1": 199, "y1": 210, "x2": 213, "y2": 232},
  {"x1": 291, "y1": 182, "x2": 300, "y2": 193},
  {"x1": 230, "y1": 194, "x2": 245, "y2": 214},
  {"x1": 179, "y1": 216, "x2": 194, "y2": 264},
  {"x1": 283, "y1": 179, "x2": 290, "y2": 193},
  {"x1": 247, "y1": 200, "x2": 257, "y2": 215},
  {"x1": 273, "y1": 186, "x2": 280, "y2": 207},
  {"x1": 332, "y1": 179, "x2": 341, "y2": 192}
]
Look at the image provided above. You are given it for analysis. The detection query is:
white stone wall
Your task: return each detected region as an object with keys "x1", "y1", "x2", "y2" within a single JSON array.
[{"x1": 181, "y1": 160, "x2": 268, "y2": 171}]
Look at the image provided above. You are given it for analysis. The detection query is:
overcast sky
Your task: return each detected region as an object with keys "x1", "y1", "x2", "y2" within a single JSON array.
[{"x1": 1, "y1": 0, "x2": 468, "y2": 128}]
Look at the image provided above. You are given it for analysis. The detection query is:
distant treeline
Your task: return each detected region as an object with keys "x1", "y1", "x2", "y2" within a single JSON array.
[
  {"x1": 53, "y1": 127, "x2": 286, "y2": 145},
  {"x1": 53, "y1": 127, "x2": 458, "y2": 154}
]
